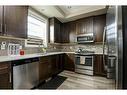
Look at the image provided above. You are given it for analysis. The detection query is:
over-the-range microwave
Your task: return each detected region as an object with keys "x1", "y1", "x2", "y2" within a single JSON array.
[{"x1": 77, "y1": 33, "x2": 94, "y2": 44}]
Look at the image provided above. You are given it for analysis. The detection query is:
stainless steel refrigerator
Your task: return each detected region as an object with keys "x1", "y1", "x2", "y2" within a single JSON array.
[{"x1": 103, "y1": 6, "x2": 123, "y2": 89}]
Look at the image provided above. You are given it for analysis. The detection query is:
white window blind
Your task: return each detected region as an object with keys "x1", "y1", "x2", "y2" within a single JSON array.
[{"x1": 28, "y1": 15, "x2": 46, "y2": 40}]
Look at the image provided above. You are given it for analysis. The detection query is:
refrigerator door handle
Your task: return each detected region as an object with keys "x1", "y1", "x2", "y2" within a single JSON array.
[{"x1": 103, "y1": 26, "x2": 107, "y2": 71}]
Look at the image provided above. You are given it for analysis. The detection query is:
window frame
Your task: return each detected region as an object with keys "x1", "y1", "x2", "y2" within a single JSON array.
[{"x1": 27, "y1": 8, "x2": 48, "y2": 47}]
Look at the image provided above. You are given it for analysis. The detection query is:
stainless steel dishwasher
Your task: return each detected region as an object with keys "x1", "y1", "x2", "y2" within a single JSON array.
[{"x1": 12, "y1": 57, "x2": 39, "y2": 89}]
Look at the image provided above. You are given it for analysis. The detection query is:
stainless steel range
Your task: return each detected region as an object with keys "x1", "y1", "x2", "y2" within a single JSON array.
[{"x1": 75, "y1": 48, "x2": 94, "y2": 75}]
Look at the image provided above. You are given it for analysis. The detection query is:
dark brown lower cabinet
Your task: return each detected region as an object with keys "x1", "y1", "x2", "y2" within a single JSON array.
[
  {"x1": 50, "y1": 54, "x2": 64, "y2": 75},
  {"x1": 51, "y1": 55, "x2": 58, "y2": 74},
  {"x1": 58, "y1": 54, "x2": 64, "y2": 72},
  {"x1": 94, "y1": 55, "x2": 106, "y2": 76},
  {"x1": 39, "y1": 56, "x2": 51, "y2": 83},
  {"x1": 0, "y1": 62, "x2": 12, "y2": 89},
  {"x1": 64, "y1": 54, "x2": 75, "y2": 71},
  {"x1": 39, "y1": 54, "x2": 64, "y2": 83}
]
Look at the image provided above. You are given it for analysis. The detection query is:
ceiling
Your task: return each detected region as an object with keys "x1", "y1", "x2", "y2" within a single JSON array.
[{"x1": 31, "y1": 6, "x2": 107, "y2": 22}]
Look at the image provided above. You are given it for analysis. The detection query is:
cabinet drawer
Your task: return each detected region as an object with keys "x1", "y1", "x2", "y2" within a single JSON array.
[
  {"x1": 0, "y1": 67, "x2": 9, "y2": 74},
  {"x1": 0, "y1": 62, "x2": 12, "y2": 89},
  {"x1": 0, "y1": 63, "x2": 10, "y2": 74},
  {"x1": 40, "y1": 57, "x2": 50, "y2": 63}
]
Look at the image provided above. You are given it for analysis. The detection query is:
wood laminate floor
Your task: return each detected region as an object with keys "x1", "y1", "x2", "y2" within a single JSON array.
[{"x1": 57, "y1": 70, "x2": 115, "y2": 89}]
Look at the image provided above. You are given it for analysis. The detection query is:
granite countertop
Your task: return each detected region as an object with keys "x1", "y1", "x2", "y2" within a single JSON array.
[
  {"x1": 0, "y1": 52, "x2": 75, "y2": 62},
  {"x1": 0, "y1": 51, "x2": 105, "y2": 63}
]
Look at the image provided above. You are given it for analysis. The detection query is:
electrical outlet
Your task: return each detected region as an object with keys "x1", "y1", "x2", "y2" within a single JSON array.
[{"x1": 1, "y1": 42, "x2": 6, "y2": 50}]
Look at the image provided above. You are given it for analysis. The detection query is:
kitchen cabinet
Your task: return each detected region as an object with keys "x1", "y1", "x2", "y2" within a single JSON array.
[
  {"x1": 50, "y1": 55, "x2": 58, "y2": 75},
  {"x1": 49, "y1": 17, "x2": 62, "y2": 43},
  {"x1": 64, "y1": 54, "x2": 75, "y2": 71},
  {"x1": 58, "y1": 54, "x2": 64, "y2": 72},
  {"x1": 0, "y1": 6, "x2": 28, "y2": 38},
  {"x1": 39, "y1": 56, "x2": 51, "y2": 83},
  {"x1": 76, "y1": 17, "x2": 93, "y2": 35},
  {"x1": 0, "y1": 62, "x2": 12, "y2": 89},
  {"x1": 61, "y1": 21, "x2": 76, "y2": 43},
  {"x1": 50, "y1": 54, "x2": 64, "y2": 75},
  {"x1": 39, "y1": 54, "x2": 64, "y2": 83},
  {"x1": 60, "y1": 23, "x2": 69, "y2": 43},
  {"x1": 60, "y1": 14, "x2": 106, "y2": 43},
  {"x1": 93, "y1": 14, "x2": 106, "y2": 42},
  {"x1": 94, "y1": 54, "x2": 106, "y2": 76},
  {"x1": 0, "y1": 6, "x2": 3, "y2": 35}
]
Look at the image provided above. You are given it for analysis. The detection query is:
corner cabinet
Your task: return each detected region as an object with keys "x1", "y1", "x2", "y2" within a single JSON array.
[
  {"x1": 64, "y1": 54, "x2": 75, "y2": 71},
  {"x1": 0, "y1": 62, "x2": 12, "y2": 89},
  {"x1": 39, "y1": 54, "x2": 64, "y2": 83},
  {"x1": 49, "y1": 17, "x2": 62, "y2": 43},
  {"x1": 0, "y1": 6, "x2": 28, "y2": 38},
  {"x1": 61, "y1": 21, "x2": 76, "y2": 43}
]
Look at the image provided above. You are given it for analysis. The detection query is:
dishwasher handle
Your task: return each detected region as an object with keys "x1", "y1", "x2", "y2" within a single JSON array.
[{"x1": 12, "y1": 57, "x2": 39, "y2": 66}]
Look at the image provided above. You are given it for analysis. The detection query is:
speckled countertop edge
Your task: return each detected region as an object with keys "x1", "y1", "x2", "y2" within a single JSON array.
[{"x1": 0, "y1": 52, "x2": 106, "y2": 63}]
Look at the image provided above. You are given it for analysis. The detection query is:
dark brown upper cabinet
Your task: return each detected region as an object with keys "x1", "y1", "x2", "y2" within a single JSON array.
[
  {"x1": 0, "y1": 6, "x2": 28, "y2": 38},
  {"x1": 60, "y1": 23, "x2": 70, "y2": 43},
  {"x1": 61, "y1": 21, "x2": 76, "y2": 43},
  {"x1": 49, "y1": 14, "x2": 106, "y2": 43},
  {"x1": 49, "y1": 17, "x2": 62, "y2": 43},
  {"x1": 93, "y1": 14, "x2": 106, "y2": 42},
  {"x1": 76, "y1": 17, "x2": 93, "y2": 35},
  {"x1": 69, "y1": 21, "x2": 77, "y2": 43},
  {"x1": 0, "y1": 6, "x2": 3, "y2": 35}
]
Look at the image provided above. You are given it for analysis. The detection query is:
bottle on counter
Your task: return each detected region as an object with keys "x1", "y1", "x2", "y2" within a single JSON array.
[{"x1": 19, "y1": 45, "x2": 25, "y2": 55}]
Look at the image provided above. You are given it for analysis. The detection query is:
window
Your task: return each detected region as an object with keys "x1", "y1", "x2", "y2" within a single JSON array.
[{"x1": 27, "y1": 10, "x2": 48, "y2": 47}]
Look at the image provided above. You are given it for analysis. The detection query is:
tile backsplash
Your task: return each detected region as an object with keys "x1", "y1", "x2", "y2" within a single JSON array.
[
  {"x1": 0, "y1": 38, "x2": 24, "y2": 56},
  {"x1": 0, "y1": 37, "x2": 107, "y2": 56},
  {"x1": 61, "y1": 44, "x2": 107, "y2": 54},
  {"x1": 0, "y1": 37, "x2": 62, "y2": 56},
  {"x1": 48, "y1": 43, "x2": 107, "y2": 54}
]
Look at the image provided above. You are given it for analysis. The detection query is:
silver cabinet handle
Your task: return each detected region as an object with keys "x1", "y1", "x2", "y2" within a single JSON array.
[
  {"x1": 4, "y1": 24, "x2": 7, "y2": 35},
  {"x1": 9, "y1": 71, "x2": 12, "y2": 83}
]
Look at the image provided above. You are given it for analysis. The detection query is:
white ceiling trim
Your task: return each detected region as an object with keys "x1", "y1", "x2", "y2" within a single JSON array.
[{"x1": 31, "y1": 6, "x2": 107, "y2": 22}]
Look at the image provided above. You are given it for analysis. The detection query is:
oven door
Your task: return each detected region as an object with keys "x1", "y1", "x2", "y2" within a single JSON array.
[{"x1": 75, "y1": 55, "x2": 94, "y2": 70}]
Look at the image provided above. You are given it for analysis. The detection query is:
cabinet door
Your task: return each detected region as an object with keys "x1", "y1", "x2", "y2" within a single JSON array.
[
  {"x1": 49, "y1": 17, "x2": 62, "y2": 43},
  {"x1": 50, "y1": 55, "x2": 57, "y2": 75},
  {"x1": 54, "y1": 19, "x2": 61, "y2": 43},
  {"x1": 0, "y1": 6, "x2": 3, "y2": 35},
  {"x1": 58, "y1": 54, "x2": 64, "y2": 72},
  {"x1": 61, "y1": 23, "x2": 69, "y2": 43},
  {"x1": 76, "y1": 17, "x2": 93, "y2": 35},
  {"x1": 94, "y1": 55, "x2": 106, "y2": 76},
  {"x1": 0, "y1": 62, "x2": 12, "y2": 89},
  {"x1": 94, "y1": 14, "x2": 106, "y2": 42},
  {"x1": 64, "y1": 54, "x2": 75, "y2": 71},
  {"x1": 76, "y1": 20, "x2": 83, "y2": 34},
  {"x1": 4, "y1": 6, "x2": 28, "y2": 38},
  {"x1": 39, "y1": 57, "x2": 50, "y2": 83},
  {"x1": 69, "y1": 21, "x2": 76, "y2": 43},
  {"x1": 51, "y1": 54, "x2": 64, "y2": 74},
  {"x1": 85, "y1": 17, "x2": 93, "y2": 34}
]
